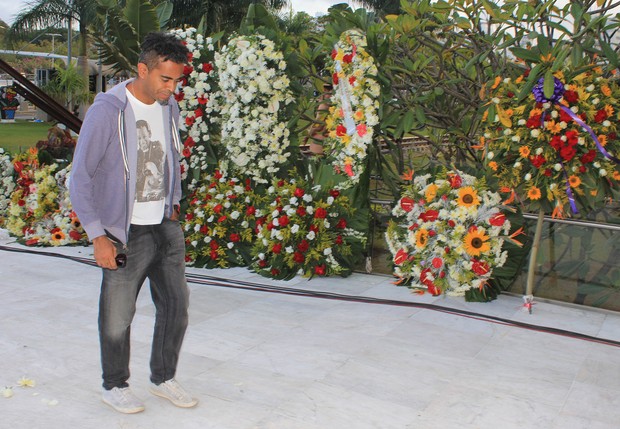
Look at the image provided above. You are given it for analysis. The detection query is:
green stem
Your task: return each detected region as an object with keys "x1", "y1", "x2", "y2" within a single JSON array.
[{"x1": 526, "y1": 208, "x2": 545, "y2": 296}]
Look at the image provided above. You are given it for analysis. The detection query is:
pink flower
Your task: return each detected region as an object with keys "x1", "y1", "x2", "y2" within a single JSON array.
[{"x1": 356, "y1": 124, "x2": 367, "y2": 137}]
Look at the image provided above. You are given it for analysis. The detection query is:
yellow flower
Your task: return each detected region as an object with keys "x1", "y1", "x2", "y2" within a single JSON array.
[
  {"x1": 333, "y1": 49, "x2": 344, "y2": 62},
  {"x1": 515, "y1": 75, "x2": 524, "y2": 84},
  {"x1": 568, "y1": 175, "x2": 581, "y2": 188},
  {"x1": 354, "y1": 110, "x2": 364, "y2": 121},
  {"x1": 488, "y1": 161, "x2": 498, "y2": 171},
  {"x1": 519, "y1": 146, "x2": 530, "y2": 158},
  {"x1": 590, "y1": 189, "x2": 598, "y2": 196},
  {"x1": 457, "y1": 187, "x2": 480, "y2": 207},
  {"x1": 599, "y1": 135, "x2": 608, "y2": 147},
  {"x1": 529, "y1": 108, "x2": 542, "y2": 118},
  {"x1": 425, "y1": 184, "x2": 438, "y2": 202},
  {"x1": 605, "y1": 105, "x2": 614, "y2": 117},
  {"x1": 51, "y1": 230, "x2": 66, "y2": 243},
  {"x1": 545, "y1": 120, "x2": 562, "y2": 134},
  {"x1": 528, "y1": 186, "x2": 542, "y2": 200},
  {"x1": 613, "y1": 171, "x2": 620, "y2": 181},
  {"x1": 415, "y1": 228, "x2": 429, "y2": 249},
  {"x1": 463, "y1": 228, "x2": 491, "y2": 257}
]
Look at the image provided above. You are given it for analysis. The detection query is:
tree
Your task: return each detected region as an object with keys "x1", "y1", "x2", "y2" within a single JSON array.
[
  {"x1": 167, "y1": 0, "x2": 289, "y2": 33},
  {"x1": 8, "y1": 0, "x2": 98, "y2": 105}
]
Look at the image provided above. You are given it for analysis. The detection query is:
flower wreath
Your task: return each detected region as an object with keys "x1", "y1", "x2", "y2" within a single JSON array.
[
  {"x1": 0, "y1": 148, "x2": 16, "y2": 226},
  {"x1": 6, "y1": 151, "x2": 87, "y2": 246},
  {"x1": 252, "y1": 172, "x2": 366, "y2": 280},
  {"x1": 323, "y1": 29, "x2": 380, "y2": 186},
  {"x1": 385, "y1": 169, "x2": 514, "y2": 298},
  {"x1": 214, "y1": 34, "x2": 294, "y2": 184},
  {"x1": 171, "y1": 28, "x2": 219, "y2": 188},
  {"x1": 482, "y1": 67, "x2": 620, "y2": 215},
  {"x1": 183, "y1": 170, "x2": 262, "y2": 268}
]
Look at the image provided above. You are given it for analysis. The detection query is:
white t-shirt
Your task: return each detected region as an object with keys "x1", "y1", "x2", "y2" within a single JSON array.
[{"x1": 126, "y1": 88, "x2": 168, "y2": 225}]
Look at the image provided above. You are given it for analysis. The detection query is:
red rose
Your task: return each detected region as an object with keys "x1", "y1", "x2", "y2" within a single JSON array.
[
  {"x1": 174, "y1": 91, "x2": 184, "y2": 102},
  {"x1": 314, "y1": 264, "x2": 326, "y2": 276},
  {"x1": 230, "y1": 233, "x2": 241, "y2": 242},
  {"x1": 447, "y1": 220, "x2": 456, "y2": 228},
  {"x1": 218, "y1": 215, "x2": 227, "y2": 223},
  {"x1": 214, "y1": 170, "x2": 223, "y2": 180},
  {"x1": 185, "y1": 116, "x2": 195, "y2": 126},
  {"x1": 202, "y1": 63, "x2": 213, "y2": 73},
  {"x1": 246, "y1": 206, "x2": 256, "y2": 216},
  {"x1": 336, "y1": 218, "x2": 347, "y2": 229},
  {"x1": 294, "y1": 188, "x2": 305, "y2": 198},
  {"x1": 314, "y1": 208, "x2": 327, "y2": 219},
  {"x1": 335, "y1": 235, "x2": 343, "y2": 245},
  {"x1": 489, "y1": 212, "x2": 506, "y2": 227},
  {"x1": 271, "y1": 268, "x2": 280, "y2": 276},
  {"x1": 183, "y1": 65, "x2": 194, "y2": 76},
  {"x1": 580, "y1": 149, "x2": 596, "y2": 164},
  {"x1": 69, "y1": 230, "x2": 83, "y2": 241},
  {"x1": 349, "y1": 76, "x2": 356, "y2": 85},
  {"x1": 506, "y1": 91, "x2": 515, "y2": 98},
  {"x1": 400, "y1": 197, "x2": 415, "y2": 212},
  {"x1": 293, "y1": 251, "x2": 305, "y2": 264},
  {"x1": 213, "y1": 204, "x2": 223, "y2": 214},
  {"x1": 332, "y1": 72, "x2": 339, "y2": 85},
  {"x1": 210, "y1": 250, "x2": 218, "y2": 260},
  {"x1": 184, "y1": 137, "x2": 196, "y2": 148},
  {"x1": 258, "y1": 259, "x2": 268, "y2": 268},
  {"x1": 393, "y1": 249, "x2": 409, "y2": 265},
  {"x1": 595, "y1": 109, "x2": 608, "y2": 123},
  {"x1": 559, "y1": 108, "x2": 573, "y2": 123},
  {"x1": 342, "y1": 53, "x2": 354, "y2": 63},
  {"x1": 331, "y1": 49, "x2": 338, "y2": 59},
  {"x1": 298, "y1": 240, "x2": 310, "y2": 252},
  {"x1": 336, "y1": 124, "x2": 347, "y2": 136},
  {"x1": 272, "y1": 243, "x2": 282, "y2": 254},
  {"x1": 310, "y1": 224, "x2": 319, "y2": 233},
  {"x1": 210, "y1": 241, "x2": 219, "y2": 250},
  {"x1": 526, "y1": 114, "x2": 541, "y2": 129},
  {"x1": 544, "y1": 169, "x2": 553, "y2": 177},
  {"x1": 563, "y1": 90, "x2": 579, "y2": 104},
  {"x1": 278, "y1": 215, "x2": 290, "y2": 227},
  {"x1": 329, "y1": 189, "x2": 340, "y2": 198},
  {"x1": 529, "y1": 155, "x2": 546, "y2": 168},
  {"x1": 200, "y1": 225, "x2": 209, "y2": 234},
  {"x1": 432, "y1": 257, "x2": 443, "y2": 269}
]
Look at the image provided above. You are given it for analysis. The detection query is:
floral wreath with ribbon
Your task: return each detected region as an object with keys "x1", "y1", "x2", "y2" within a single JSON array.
[
  {"x1": 323, "y1": 29, "x2": 380, "y2": 188},
  {"x1": 481, "y1": 67, "x2": 620, "y2": 216}
]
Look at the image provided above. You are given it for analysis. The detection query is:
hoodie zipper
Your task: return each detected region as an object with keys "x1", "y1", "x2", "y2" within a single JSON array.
[{"x1": 118, "y1": 109, "x2": 130, "y2": 249}]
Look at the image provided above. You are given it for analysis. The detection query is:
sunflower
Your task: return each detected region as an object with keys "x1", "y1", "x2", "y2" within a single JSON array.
[
  {"x1": 50, "y1": 229, "x2": 66, "y2": 244},
  {"x1": 457, "y1": 187, "x2": 480, "y2": 207},
  {"x1": 527, "y1": 186, "x2": 542, "y2": 200},
  {"x1": 568, "y1": 175, "x2": 581, "y2": 188},
  {"x1": 463, "y1": 228, "x2": 491, "y2": 257},
  {"x1": 415, "y1": 228, "x2": 429, "y2": 249}
]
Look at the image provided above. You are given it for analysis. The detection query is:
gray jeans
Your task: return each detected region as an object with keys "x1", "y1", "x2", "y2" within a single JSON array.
[{"x1": 99, "y1": 218, "x2": 189, "y2": 390}]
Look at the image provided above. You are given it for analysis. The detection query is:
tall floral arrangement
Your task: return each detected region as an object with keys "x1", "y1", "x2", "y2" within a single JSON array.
[
  {"x1": 215, "y1": 34, "x2": 294, "y2": 184},
  {"x1": 252, "y1": 172, "x2": 366, "y2": 280},
  {"x1": 0, "y1": 148, "x2": 16, "y2": 226},
  {"x1": 482, "y1": 67, "x2": 620, "y2": 215},
  {"x1": 385, "y1": 169, "x2": 515, "y2": 299},
  {"x1": 183, "y1": 170, "x2": 263, "y2": 268},
  {"x1": 171, "y1": 27, "x2": 219, "y2": 189},
  {"x1": 323, "y1": 29, "x2": 380, "y2": 187},
  {"x1": 6, "y1": 150, "x2": 87, "y2": 246}
]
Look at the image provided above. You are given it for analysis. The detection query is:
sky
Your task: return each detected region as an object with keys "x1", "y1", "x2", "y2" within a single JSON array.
[{"x1": 0, "y1": 0, "x2": 350, "y2": 26}]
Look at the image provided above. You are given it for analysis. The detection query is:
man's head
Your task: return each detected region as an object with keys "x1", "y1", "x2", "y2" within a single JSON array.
[{"x1": 135, "y1": 32, "x2": 189, "y2": 104}]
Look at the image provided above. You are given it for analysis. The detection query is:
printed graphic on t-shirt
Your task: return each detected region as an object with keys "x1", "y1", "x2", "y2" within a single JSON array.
[{"x1": 135, "y1": 119, "x2": 165, "y2": 202}]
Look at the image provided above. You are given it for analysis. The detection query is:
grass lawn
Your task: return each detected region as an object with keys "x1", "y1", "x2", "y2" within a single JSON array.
[{"x1": 0, "y1": 120, "x2": 55, "y2": 154}]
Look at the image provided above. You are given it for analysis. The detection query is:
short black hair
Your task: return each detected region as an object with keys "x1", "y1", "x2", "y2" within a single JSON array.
[{"x1": 138, "y1": 32, "x2": 189, "y2": 70}]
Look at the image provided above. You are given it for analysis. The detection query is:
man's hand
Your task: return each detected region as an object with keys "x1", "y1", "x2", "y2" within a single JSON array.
[
  {"x1": 93, "y1": 236, "x2": 118, "y2": 270},
  {"x1": 170, "y1": 204, "x2": 180, "y2": 221}
]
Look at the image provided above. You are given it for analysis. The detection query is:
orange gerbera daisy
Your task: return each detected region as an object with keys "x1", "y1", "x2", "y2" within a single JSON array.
[
  {"x1": 519, "y1": 146, "x2": 530, "y2": 158},
  {"x1": 613, "y1": 171, "x2": 620, "y2": 181},
  {"x1": 528, "y1": 186, "x2": 542, "y2": 200},
  {"x1": 488, "y1": 161, "x2": 498, "y2": 171},
  {"x1": 568, "y1": 175, "x2": 581, "y2": 188},
  {"x1": 464, "y1": 228, "x2": 491, "y2": 257},
  {"x1": 425, "y1": 184, "x2": 438, "y2": 202},
  {"x1": 457, "y1": 187, "x2": 480, "y2": 208}
]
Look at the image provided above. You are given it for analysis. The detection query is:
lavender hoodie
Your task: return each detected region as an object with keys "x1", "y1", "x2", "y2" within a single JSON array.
[{"x1": 69, "y1": 79, "x2": 183, "y2": 245}]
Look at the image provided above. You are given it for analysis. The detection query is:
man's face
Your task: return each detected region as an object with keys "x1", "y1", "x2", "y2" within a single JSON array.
[
  {"x1": 137, "y1": 126, "x2": 150, "y2": 151},
  {"x1": 138, "y1": 59, "x2": 185, "y2": 104}
]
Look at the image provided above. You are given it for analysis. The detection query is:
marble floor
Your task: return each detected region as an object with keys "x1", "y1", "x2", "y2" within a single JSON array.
[{"x1": 2, "y1": 229, "x2": 620, "y2": 429}]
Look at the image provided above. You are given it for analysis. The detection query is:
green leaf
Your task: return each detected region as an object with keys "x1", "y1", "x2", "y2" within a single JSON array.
[
  {"x1": 510, "y1": 47, "x2": 540, "y2": 63},
  {"x1": 543, "y1": 70, "x2": 555, "y2": 101},
  {"x1": 402, "y1": 109, "x2": 415, "y2": 134},
  {"x1": 600, "y1": 40, "x2": 619, "y2": 69}
]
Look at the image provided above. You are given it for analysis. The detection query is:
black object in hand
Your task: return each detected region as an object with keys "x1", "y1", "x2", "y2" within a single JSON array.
[{"x1": 115, "y1": 253, "x2": 127, "y2": 268}]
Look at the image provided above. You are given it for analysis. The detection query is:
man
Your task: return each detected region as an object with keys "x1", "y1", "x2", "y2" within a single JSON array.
[{"x1": 70, "y1": 32, "x2": 197, "y2": 414}]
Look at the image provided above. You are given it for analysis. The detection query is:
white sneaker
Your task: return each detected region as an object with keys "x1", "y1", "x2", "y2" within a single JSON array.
[
  {"x1": 149, "y1": 378, "x2": 198, "y2": 408},
  {"x1": 102, "y1": 387, "x2": 145, "y2": 414}
]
